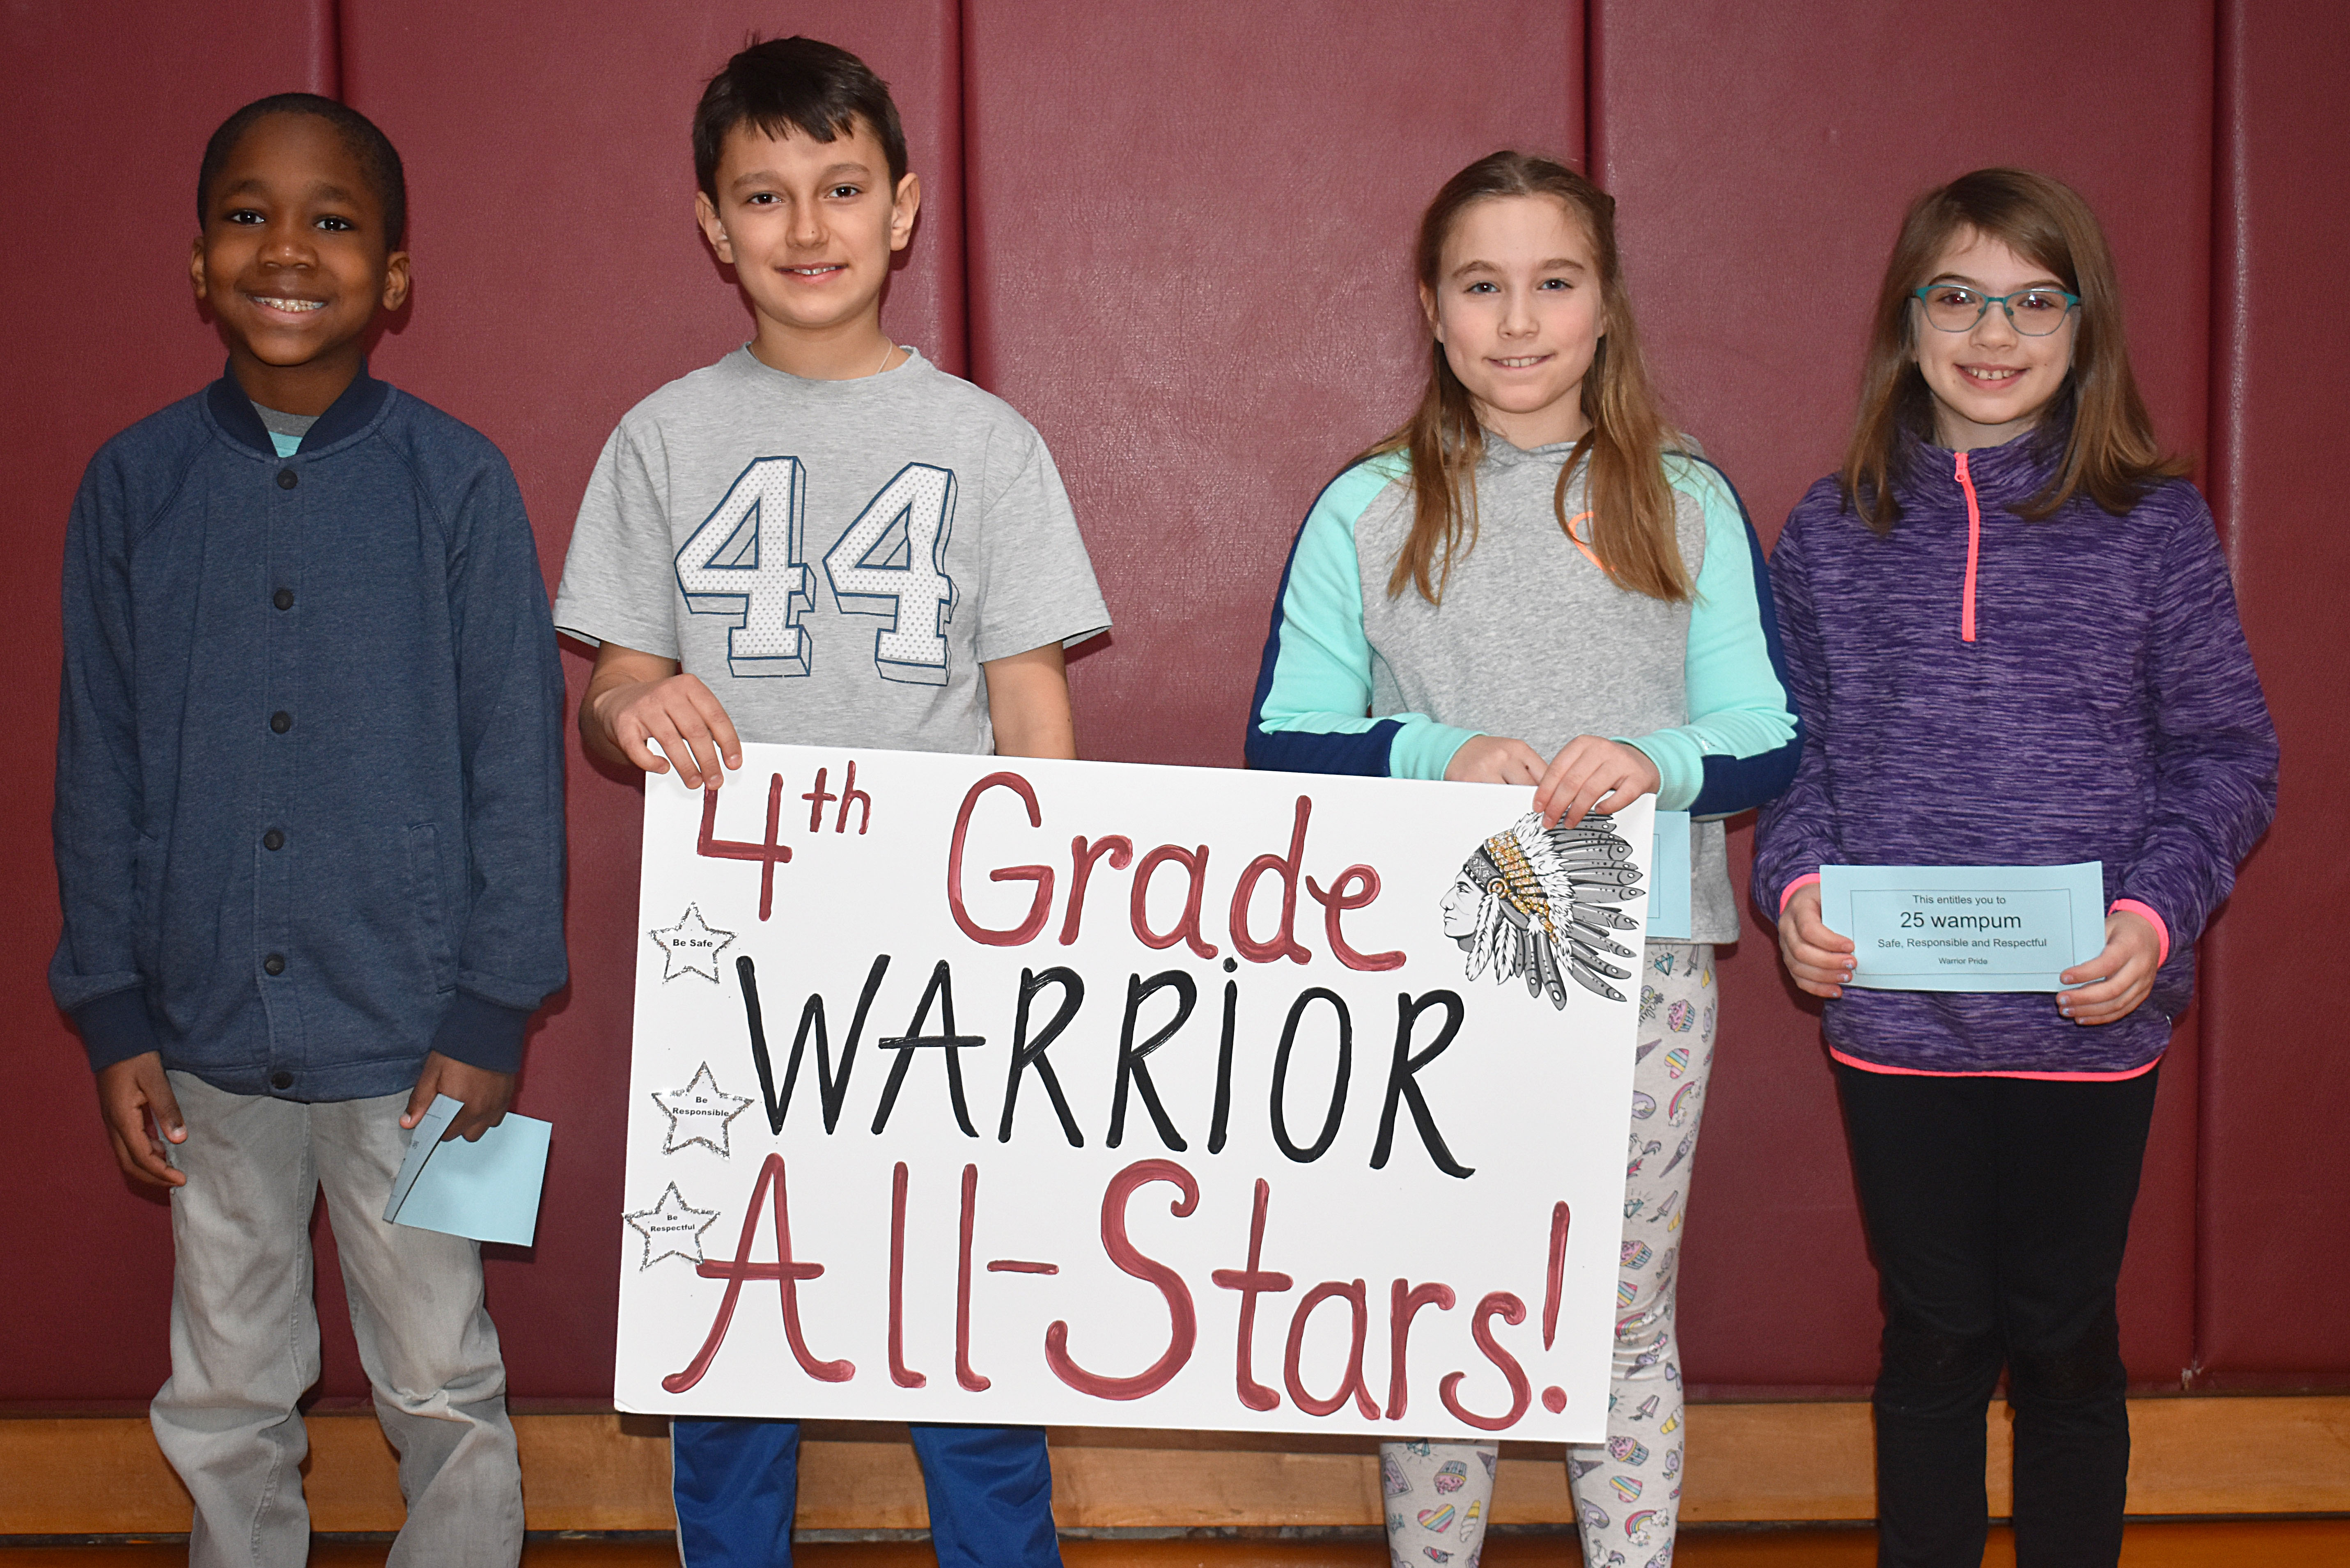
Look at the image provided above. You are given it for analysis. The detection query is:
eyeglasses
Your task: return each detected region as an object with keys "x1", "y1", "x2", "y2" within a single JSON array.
[{"x1": 1911, "y1": 282, "x2": 2080, "y2": 336}]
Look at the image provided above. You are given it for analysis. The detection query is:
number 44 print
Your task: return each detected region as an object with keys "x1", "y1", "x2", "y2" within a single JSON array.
[{"x1": 673, "y1": 458, "x2": 959, "y2": 686}]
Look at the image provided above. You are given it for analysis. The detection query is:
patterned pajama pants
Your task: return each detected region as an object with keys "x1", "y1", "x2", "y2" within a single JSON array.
[{"x1": 1381, "y1": 942, "x2": 1718, "y2": 1568}]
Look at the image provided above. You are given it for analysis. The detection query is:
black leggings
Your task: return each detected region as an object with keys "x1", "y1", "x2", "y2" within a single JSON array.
[{"x1": 1835, "y1": 1061, "x2": 2160, "y2": 1568}]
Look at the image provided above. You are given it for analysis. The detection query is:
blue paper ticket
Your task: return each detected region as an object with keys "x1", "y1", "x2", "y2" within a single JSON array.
[
  {"x1": 1819, "y1": 862, "x2": 2105, "y2": 993},
  {"x1": 383, "y1": 1093, "x2": 553, "y2": 1247},
  {"x1": 1647, "y1": 811, "x2": 1691, "y2": 941}
]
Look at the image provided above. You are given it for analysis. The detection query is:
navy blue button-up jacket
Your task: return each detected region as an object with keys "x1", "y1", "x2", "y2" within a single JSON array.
[{"x1": 51, "y1": 370, "x2": 568, "y2": 1101}]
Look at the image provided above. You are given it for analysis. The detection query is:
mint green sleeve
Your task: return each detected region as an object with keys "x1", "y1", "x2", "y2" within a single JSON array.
[
  {"x1": 1246, "y1": 463, "x2": 1481, "y2": 780},
  {"x1": 1620, "y1": 456, "x2": 1803, "y2": 817}
]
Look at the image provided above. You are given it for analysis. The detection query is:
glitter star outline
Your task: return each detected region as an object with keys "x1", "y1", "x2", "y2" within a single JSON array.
[
  {"x1": 647, "y1": 903, "x2": 737, "y2": 984},
  {"x1": 623, "y1": 1182, "x2": 722, "y2": 1271},
  {"x1": 651, "y1": 1061, "x2": 757, "y2": 1158}
]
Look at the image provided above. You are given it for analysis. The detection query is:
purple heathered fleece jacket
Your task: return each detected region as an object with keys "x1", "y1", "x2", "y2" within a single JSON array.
[{"x1": 1752, "y1": 429, "x2": 2277, "y2": 1075}]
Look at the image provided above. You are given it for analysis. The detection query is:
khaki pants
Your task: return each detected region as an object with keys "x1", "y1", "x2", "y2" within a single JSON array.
[{"x1": 153, "y1": 1072, "x2": 522, "y2": 1568}]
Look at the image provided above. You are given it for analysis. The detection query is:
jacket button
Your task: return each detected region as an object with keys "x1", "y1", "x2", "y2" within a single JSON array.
[
  {"x1": 273, "y1": 587, "x2": 294, "y2": 611},
  {"x1": 263, "y1": 828, "x2": 285, "y2": 851},
  {"x1": 270, "y1": 711, "x2": 291, "y2": 734},
  {"x1": 269, "y1": 1070, "x2": 294, "y2": 1091},
  {"x1": 277, "y1": 468, "x2": 298, "y2": 490},
  {"x1": 263, "y1": 953, "x2": 286, "y2": 976}
]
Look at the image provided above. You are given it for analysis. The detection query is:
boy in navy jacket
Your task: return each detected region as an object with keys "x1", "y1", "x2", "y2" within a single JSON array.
[{"x1": 50, "y1": 94, "x2": 566, "y2": 1568}]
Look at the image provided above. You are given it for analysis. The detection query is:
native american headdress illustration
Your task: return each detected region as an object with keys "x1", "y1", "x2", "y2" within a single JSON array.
[{"x1": 1446, "y1": 811, "x2": 1645, "y2": 1007}]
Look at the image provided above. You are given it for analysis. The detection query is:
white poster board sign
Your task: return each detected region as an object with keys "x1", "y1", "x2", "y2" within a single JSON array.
[{"x1": 616, "y1": 743, "x2": 1652, "y2": 1442}]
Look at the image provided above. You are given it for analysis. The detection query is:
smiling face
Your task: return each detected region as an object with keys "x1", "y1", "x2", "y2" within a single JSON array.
[
  {"x1": 190, "y1": 112, "x2": 408, "y2": 415},
  {"x1": 695, "y1": 117, "x2": 920, "y2": 379},
  {"x1": 1910, "y1": 229, "x2": 2077, "y2": 449},
  {"x1": 1421, "y1": 194, "x2": 1605, "y2": 450}
]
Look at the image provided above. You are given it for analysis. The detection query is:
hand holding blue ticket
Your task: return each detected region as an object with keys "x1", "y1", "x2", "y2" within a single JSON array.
[
  {"x1": 1819, "y1": 862, "x2": 2105, "y2": 993},
  {"x1": 383, "y1": 1094, "x2": 553, "y2": 1247}
]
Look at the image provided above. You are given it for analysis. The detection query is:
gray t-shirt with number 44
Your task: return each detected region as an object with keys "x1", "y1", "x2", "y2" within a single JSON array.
[{"x1": 555, "y1": 346, "x2": 1111, "y2": 756}]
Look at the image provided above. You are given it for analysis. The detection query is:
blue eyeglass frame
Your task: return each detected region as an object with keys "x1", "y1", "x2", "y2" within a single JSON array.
[{"x1": 1910, "y1": 283, "x2": 2082, "y2": 335}]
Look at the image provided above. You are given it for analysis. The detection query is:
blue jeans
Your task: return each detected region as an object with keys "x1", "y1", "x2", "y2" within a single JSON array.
[{"x1": 672, "y1": 1419, "x2": 1059, "y2": 1568}]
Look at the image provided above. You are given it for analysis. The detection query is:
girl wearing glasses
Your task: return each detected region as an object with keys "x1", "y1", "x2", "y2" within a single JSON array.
[
  {"x1": 1754, "y1": 169, "x2": 2276, "y2": 1568},
  {"x1": 1247, "y1": 150, "x2": 1800, "y2": 1568}
]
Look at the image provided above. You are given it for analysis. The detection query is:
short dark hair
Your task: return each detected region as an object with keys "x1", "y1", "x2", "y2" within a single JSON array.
[
  {"x1": 692, "y1": 37, "x2": 907, "y2": 202},
  {"x1": 198, "y1": 93, "x2": 409, "y2": 251}
]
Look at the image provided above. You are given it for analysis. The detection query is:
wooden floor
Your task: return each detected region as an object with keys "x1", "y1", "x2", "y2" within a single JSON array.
[{"x1": 7, "y1": 1523, "x2": 2350, "y2": 1566}]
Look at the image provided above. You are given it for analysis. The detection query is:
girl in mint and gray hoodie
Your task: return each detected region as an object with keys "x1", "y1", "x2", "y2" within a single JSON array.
[
  {"x1": 1756, "y1": 170, "x2": 2276, "y2": 1568},
  {"x1": 1247, "y1": 151, "x2": 1800, "y2": 1568}
]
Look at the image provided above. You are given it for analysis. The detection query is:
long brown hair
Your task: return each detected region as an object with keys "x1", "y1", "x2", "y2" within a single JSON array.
[
  {"x1": 1370, "y1": 151, "x2": 1688, "y2": 605},
  {"x1": 1843, "y1": 167, "x2": 2188, "y2": 530}
]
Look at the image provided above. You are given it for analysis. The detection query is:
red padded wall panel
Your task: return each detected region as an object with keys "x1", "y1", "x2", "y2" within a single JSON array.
[
  {"x1": 2196, "y1": 0, "x2": 2350, "y2": 1385},
  {"x1": 0, "y1": 3, "x2": 337, "y2": 1404},
  {"x1": 962, "y1": 0, "x2": 1582, "y2": 769},
  {"x1": 1589, "y1": 0, "x2": 2216, "y2": 1391},
  {"x1": 1591, "y1": 0, "x2": 2215, "y2": 547},
  {"x1": 18, "y1": 0, "x2": 2344, "y2": 1419},
  {"x1": 336, "y1": 0, "x2": 966, "y2": 1399}
]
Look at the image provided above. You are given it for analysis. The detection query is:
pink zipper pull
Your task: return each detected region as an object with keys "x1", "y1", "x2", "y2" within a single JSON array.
[{"x1": 1954, "y1": 452, "x2": 1981, "y2": 643}]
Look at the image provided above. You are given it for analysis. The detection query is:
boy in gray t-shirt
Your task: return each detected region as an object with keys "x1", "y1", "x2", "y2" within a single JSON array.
[
  {"x1": 552, "y1": 37, "x2": 1105, "y2": 1568},
  {"x1": 562, "y1": 343, "x2": 1105, "y2": 760}
]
